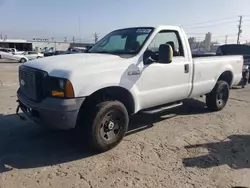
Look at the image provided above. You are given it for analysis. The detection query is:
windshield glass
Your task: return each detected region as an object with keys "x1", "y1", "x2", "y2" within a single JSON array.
[
  {"x1": 88, "y1": 27, "x2": 154, "y2": 54},
  {"x1": 217, "y1": 45, "x2": 250, "y2": 55}
]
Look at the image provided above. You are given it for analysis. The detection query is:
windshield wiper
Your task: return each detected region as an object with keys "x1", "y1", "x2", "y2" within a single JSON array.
[
  {"x1": 90, "y1": 51, "x2": 121, "y2": 55},
  {"x1": 90, "y1": 50, "x2": 110, "y2": 54}
]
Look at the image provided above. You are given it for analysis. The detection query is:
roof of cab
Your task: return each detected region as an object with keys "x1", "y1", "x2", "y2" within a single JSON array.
[{"x1": 113, "y1": 25, "x2": 182, "y2": 31}]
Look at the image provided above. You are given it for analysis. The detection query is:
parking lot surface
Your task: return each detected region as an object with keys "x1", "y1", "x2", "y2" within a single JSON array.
[{"x1": 0, "y1": 62, "x2": 250, "y2": 188}]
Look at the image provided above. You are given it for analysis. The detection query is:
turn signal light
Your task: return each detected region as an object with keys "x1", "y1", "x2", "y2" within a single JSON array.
[
  {"x1": 52, "y1": 91, "x2": 65, "y2": 97},
  {"x1": 65, "y1": 80, "x2": 75, "y2": 98}
]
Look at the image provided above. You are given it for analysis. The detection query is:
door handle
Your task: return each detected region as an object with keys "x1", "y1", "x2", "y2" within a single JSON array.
[{"x1": 184, "y1": 64, "x2": 189, "y2": 73}]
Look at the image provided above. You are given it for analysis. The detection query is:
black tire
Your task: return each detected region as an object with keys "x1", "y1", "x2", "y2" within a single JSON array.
[
  {"x1": 79, "y1": 100, "x2": 129, "y2": 152},
  {"x1": 37, "y1": 56, "x2": 42, "y2": 59},
  {"x1": 247, "y1": 71, "x2": 250, "y2": 84},
  {"x1": 206, "y1": 80, "x2": 229, "y2": 111},
  {"x1": 0, "y1": 55, "x2": 2, "y2": 59},
  {"x1": 20, "y1": 58, "x2": 27, "y2": 63}
]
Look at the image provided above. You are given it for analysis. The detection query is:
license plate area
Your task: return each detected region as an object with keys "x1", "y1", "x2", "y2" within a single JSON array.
[
  {"x1": 20, "y1": 102, "x2": 31, "y2": 113},
  {"x1": 19, "y1": 101, "x2": 39, "y2": 118}
]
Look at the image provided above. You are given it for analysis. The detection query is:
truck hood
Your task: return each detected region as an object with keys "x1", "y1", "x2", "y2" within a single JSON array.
[{"x1": 24, "y1": 53, "x2": 133, "y2": 77}]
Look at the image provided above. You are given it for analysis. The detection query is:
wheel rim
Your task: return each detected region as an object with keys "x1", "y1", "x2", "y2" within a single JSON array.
[
  {"x1": 99, "y1": 110, "x2": 124, "y2": 142},
  {"x1": 216, "y1": 85, "x2": 228, "y2": 107}
]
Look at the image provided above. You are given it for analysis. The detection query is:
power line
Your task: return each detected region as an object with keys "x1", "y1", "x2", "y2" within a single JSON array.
[
  {"x1": 187, "y1": 34, "x2": 236, "y2": 38},
  {"x1": 182, "y1": 16, "x2": 237, "y2": 27},
  {"x1": 185, "y1": 21, "x2": 237, "y2": 30}
]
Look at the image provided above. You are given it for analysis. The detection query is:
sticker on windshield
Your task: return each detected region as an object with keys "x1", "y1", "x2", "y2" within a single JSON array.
[{"x1": 136, "y1": 29, "x2": 152, "y2": 33}]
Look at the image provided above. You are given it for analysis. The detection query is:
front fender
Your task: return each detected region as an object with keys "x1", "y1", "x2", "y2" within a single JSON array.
[{"x1": 73, "y1": 72, "x2": 141, "y2": 113}]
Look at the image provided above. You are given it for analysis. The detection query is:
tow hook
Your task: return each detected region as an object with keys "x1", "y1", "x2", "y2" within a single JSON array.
[{"x1": 16, "y1": 100, "x2": 26, "y2": 121}]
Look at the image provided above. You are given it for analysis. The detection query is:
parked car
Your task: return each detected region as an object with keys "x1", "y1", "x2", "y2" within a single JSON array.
[
  {"x1": 22, "y1": 51, "x2": 44, "y2": 60},
  {"x1": 43, "y1": 50, "x2": 67, "y2": 57},
  {"x1": 0, "y1": 50, "x2": 28, "y2": 63},
  {"x1": 66, "y1": 48, "x2": 85, "y2": 54},
  {"x1": 54, "y1": 50, "x2": 67, "y2": 55},
  {"x1": 43, "y1": 51, "x2": 55, "y2": 57},
  {"x1": 0, "y1": 48, "x2": 25, "y2": 55},
  {"x1": 216, "y1": 44, "x2": 250, "y2": 87},
  {"x1": 16, "y1": 25, "x2": 243, "y2": 152}
]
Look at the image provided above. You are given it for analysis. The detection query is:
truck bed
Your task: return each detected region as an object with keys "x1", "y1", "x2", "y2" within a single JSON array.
[{"x1": 190, "y1": 55, "x2": 243, "y2": 98}]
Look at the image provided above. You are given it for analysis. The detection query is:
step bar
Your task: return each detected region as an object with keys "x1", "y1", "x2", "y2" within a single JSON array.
[{"x1": 142, "y1": 102, "x2": 183, "y2": 114}]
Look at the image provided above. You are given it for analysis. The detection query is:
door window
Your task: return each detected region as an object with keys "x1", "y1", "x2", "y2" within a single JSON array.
[{"x1": 148, "y1": 31, "x2": 184, "y2": 57}]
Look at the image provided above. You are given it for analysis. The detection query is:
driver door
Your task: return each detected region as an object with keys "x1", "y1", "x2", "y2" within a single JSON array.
[{"x1": 135, "y1": 30, "x2": 192, "y2": 109}]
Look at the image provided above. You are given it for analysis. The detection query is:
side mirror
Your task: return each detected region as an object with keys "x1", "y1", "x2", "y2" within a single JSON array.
[{"x1": 158, "y1": 44, "x2": 173, "y2": 64}]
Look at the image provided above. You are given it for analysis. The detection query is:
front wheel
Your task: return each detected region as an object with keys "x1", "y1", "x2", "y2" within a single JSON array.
[
  {"x1": 206, "y1": 80, "x2": 229, "y2": 111},
  {"x1": 79, "y1": 100, "x2": 129, "y2": 152},
  {"x1": 20, "y1": 58, "x2": 27, "y2": 63}
]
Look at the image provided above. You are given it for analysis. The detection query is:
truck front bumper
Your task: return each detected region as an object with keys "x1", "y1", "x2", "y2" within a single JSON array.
[{"x1": 17, "y1": 90, "x2": 85, "y2": 130}]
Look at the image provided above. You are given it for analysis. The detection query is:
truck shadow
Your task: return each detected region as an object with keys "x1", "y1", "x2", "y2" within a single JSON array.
[
  {"x1": 0, "y1": 99, "x2": 208, "y2": 172},
  {"x1": 183, "y1": 135, "x2": 250, "y2": 169},
  {"x1": 127, "y1": 98, "x2": 209, "y2": 135},
  {"x1": 0, "y1": 113, "x2": 92, "y2": 173}
]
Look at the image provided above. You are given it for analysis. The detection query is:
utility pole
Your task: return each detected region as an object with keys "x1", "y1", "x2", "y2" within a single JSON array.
[
  {"x1": 94, "y1": 33, "x2": 98, "y2": 44},
  {"x1": 64, "y1": 37, "x2": 67, "y2": 43},
  {"x1": 77, "y1": 16, "x2": 82, "y2": 43},
  {"x1": 237, "y1": 16, "x2": 243, "y2": 44},
  {"x1": 72, "y1": 36, "x2": 75, "y2": 43},
  {"x1": 225, "y1": 35, "x2": 228, "y2": 44}
]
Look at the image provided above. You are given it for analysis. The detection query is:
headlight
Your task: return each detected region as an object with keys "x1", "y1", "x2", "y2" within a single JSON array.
[
  {"x1": 48, "y1": 77, "x2": 74, "y2": 98},
  {"x1": 58, "y1": 79, "x2": 65, "y2": 89}
]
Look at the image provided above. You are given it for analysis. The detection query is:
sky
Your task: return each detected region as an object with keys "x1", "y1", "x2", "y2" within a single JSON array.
[{"x1": 0, "y1": 0, "x2": 250, "y2": 44}]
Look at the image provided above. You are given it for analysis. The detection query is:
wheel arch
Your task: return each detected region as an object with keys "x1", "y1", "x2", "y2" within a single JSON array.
[
  {"x1": 217, "y1": 70, "x2": 233, "y2": 87},
  {"x1": 79, "y1": 86, "x2": 136, "y2": 115}
]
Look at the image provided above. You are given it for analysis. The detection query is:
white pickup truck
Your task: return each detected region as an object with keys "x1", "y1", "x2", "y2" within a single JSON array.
[{"x1": 16, "y1": 25, "x2": 243, "y2": 152}]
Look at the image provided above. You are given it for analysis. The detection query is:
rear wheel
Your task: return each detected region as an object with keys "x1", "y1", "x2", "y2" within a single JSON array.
[
  {"x1": 248, "y1": 71, "x2": 250, "y2": 83},
  {"x1": 247, "y1": 71, "x2": 250, "y2": 84},
  {"x1": 206, "y1": 80, "x2": 229, "y2": 111},
  {"x1": 78, "y1": 100, "x2": 129, "y2": 152},
  {"x1": 20, "y1": 58, "x2": 27, "y2": 63}
]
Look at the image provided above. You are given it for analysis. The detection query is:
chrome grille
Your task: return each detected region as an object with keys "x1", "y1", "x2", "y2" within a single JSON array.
[{"x1": 19, "y1": 66, "x2": 38, "y2": 100}]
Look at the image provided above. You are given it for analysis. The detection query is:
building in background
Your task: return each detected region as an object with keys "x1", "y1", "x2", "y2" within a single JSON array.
[
  {"x1": 0, "y1": 39, "x2": 32, "y2": 51},
  {"x1": 0, "y1": 37, "x2": 94, "y2": 52},
  {"x1": 188, "y1": 32, "x2": 222, "y2": 54},
  {"x1": 204, "y1": 32, "x2": 212, "y2": 52}
]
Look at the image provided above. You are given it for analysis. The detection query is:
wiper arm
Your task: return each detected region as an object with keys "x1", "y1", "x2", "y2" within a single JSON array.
[{"x1": 91, "y1": 50, "x2": 110, "y2": 54}]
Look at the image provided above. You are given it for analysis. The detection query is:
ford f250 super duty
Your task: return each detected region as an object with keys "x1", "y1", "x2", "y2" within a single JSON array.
[{"x1": 16, "y1": 25, "x2": 243, "y2": 152}]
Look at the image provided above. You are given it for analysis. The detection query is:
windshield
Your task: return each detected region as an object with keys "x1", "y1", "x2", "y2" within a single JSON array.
[
  {"x1": 88, "y1": 27, "x2": 154, "y2": 55},
  {"x1": 217, "y1": 45, "x2": 250, "y2": 55}
]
